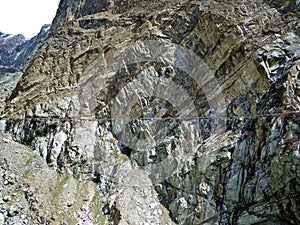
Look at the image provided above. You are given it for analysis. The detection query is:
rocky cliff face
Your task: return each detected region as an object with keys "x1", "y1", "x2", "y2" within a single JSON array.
[{"x1": 0, "y1": 0, "x2": 300, "y2": 224}]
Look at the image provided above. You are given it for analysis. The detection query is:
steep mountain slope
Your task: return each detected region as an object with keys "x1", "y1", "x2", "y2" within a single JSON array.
[
  {"x1": 0, "y1": 33, "x2": 25, "y2": 84},
  {"x1": 0, "y1": 25, "x2": 51, "y2": 70},
  {"x1": 0, "y1": 32, "x2": 26, "y2": 51},
  {"x1": 0, "y1": 0, "x2": 300, "y2": 224},
  {"x1": 0, "y1": 25, "x2": 53, "y2": 116}
]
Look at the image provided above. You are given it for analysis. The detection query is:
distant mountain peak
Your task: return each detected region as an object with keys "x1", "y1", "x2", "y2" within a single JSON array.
[
  {"x1": 0, "y1": 33, "x2": 26, "y2": 52},
  {"x1": 0, "y1": 24, "x2": 51, "y2": 70}
]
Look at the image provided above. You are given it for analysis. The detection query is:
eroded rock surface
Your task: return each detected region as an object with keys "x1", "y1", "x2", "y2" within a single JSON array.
[
  {"x1": 0, "y1": 134, "x2": 105, "y2": 225},
  {"x1": 0, "y1": 0, "x2": 300, "y2": 224}
]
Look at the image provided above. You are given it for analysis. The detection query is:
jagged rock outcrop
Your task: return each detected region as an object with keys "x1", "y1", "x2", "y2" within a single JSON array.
[{"x1": 0, "y1": 0, "x2": 300, "y2": 224}]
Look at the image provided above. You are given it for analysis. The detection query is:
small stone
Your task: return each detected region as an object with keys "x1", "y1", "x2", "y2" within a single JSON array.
[
  {"x1": 51, "y1": 215, "x2": 56, "y2": 221},
  {"x1": 3, "y1": 180, "x2": 8, "y2": 185},
  {"x1": 102, "y1": 204, "x2": 110, "y2": 215},
  {"x1": 0, "y1": 120, "x2": 6, "y2": 133},
  {"x1": 0, "y1": 213, "x2": 4, "y2": 225},
  {"x1": 67, "y1": 201, "x2": 73, "y2": 207},
  {"x1": 6, "y1": 174, "x2": 16, "y2": 185},
  {"x1": 3, "y1": 195, "x2": 11, "y2": 202},
  {"x1": 2, "y1": 138, "x2": 11, "y2": 143},
  {"x1": 8, "y1": 205, "x2": 19, "y2": 217},
  {"x1": 198, "y1": 182, "x2": 210, "y2": 196},
  {"x1": 22, "y1": 187, "x2": 28, "y2": 192},
  {"x1": 0, "y1": 206, "x2": 6, "y2": 214},
  {"x1": 9, "y1": 174, "x2": 16, "y2": 180}
]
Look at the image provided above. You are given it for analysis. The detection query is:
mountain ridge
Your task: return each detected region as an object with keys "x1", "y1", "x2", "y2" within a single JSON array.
[{"x1": 0, "y1": 24, "x2": 51, "y2": 71}]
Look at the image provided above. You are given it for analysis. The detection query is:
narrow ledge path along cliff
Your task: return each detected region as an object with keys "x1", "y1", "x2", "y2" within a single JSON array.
[{"x1": 0, "y1": 0, "x2": 299, "y2": 224}]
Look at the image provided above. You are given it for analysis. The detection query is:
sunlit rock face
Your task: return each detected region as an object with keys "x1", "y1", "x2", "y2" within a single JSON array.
[{"x1": 0, "y1": 0, "x2": 299, "y2": 224}]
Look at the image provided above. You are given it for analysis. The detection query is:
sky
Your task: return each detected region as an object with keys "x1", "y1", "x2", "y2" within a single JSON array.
[{"x1": 0, "y1": 0, "x2": 61, "y2": 39}]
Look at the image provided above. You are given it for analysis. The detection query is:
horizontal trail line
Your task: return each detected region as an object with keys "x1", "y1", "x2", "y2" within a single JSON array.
[{"x1": 0, "y1": 111, "x2": 299, "y2": 122}]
